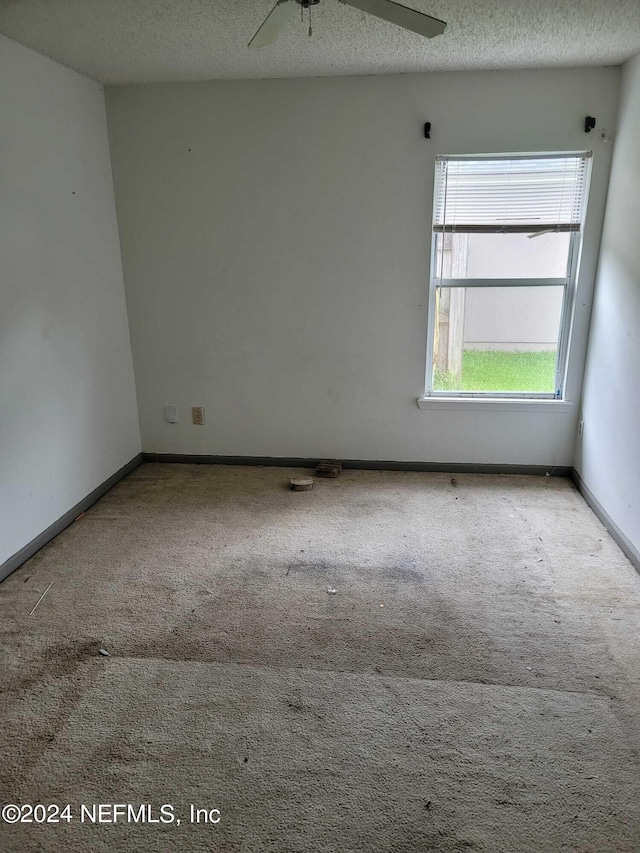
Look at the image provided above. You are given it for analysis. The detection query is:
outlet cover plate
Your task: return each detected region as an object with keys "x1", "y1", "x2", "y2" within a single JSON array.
[{"x1": 164, "y1": 404, "x2": 179, "y2": 424}]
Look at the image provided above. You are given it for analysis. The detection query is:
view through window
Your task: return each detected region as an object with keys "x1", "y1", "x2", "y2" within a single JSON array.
[{"x1": 427, "y1": 154, "x2": 590, "y2": 397}]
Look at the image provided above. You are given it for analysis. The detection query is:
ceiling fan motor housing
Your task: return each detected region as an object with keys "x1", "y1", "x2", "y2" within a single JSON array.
[{"x1": 295, "y1": 0, "x2": 320, "y2": 6}]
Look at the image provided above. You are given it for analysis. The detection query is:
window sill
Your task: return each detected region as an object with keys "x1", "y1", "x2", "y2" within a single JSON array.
[{"x1": 416, "y1": 397, "x2": 574, "y2": 413}]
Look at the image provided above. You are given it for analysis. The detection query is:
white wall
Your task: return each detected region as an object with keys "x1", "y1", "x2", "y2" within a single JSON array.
[
  {"x1": 463, "y1": 232, "x2": 568, "y2": 349},
  {"x1": 463, "y1": 287, "x2": 564, "y2": 349},
  {"x1": 576, "y1": 53, "x2": 640, "y2": 558},
  {"x1": 106, "y1": 67, "x2": 619, "y2": 465},
  {"x1": 0, "y1": 35, "x2": 141, "y2": 566}
]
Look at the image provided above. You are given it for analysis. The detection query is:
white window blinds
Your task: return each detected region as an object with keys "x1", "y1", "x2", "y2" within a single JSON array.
[{"x1": 433, "y1": 153, "x2": 591, "y2": 234}]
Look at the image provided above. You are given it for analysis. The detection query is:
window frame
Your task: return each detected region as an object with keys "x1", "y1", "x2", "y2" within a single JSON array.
[{"x1": 423, "y1": 153, "x2": 590, "y2": 402}]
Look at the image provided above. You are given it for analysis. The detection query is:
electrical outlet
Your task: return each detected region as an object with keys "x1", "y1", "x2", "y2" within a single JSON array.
[
  {"x1": 578, "y1": 419, "x2": 584, "y2": 438},
  {"x1": 192, "y1": 406, "x2": 205, "y2": 426}
]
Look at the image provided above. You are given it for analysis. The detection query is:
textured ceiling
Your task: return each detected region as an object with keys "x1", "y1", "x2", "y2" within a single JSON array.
[{"x1": 0, "y1": 0, "x2": 639, "y2": 84}]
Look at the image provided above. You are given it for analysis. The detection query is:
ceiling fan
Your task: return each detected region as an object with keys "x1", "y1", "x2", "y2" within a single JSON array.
[{"x1": 248, "y1": 0, "x2": 447, "y2": 48}]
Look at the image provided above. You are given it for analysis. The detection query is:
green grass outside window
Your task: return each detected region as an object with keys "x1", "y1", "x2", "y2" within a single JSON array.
[{"x1": 434, "y1": 349, "x2": 557, "y2": 393}]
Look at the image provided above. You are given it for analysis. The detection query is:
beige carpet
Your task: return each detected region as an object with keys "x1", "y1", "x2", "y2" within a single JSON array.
[{"x1": 1, "y1": 464, "x2": 639, "y2": 852}]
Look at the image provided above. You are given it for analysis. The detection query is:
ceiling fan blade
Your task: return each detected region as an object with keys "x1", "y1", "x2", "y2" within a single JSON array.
[
  {"x1": 340, "y1": 0, "x2": 446, "y2": 38},
  {"x1": 249, "y1": 0, "x2": 297, "y2": 48}
]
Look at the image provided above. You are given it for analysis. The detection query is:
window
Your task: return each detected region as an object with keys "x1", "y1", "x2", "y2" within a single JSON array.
[{"x1": 424, "y1": 153, "x2": 591, "y2": 399}]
